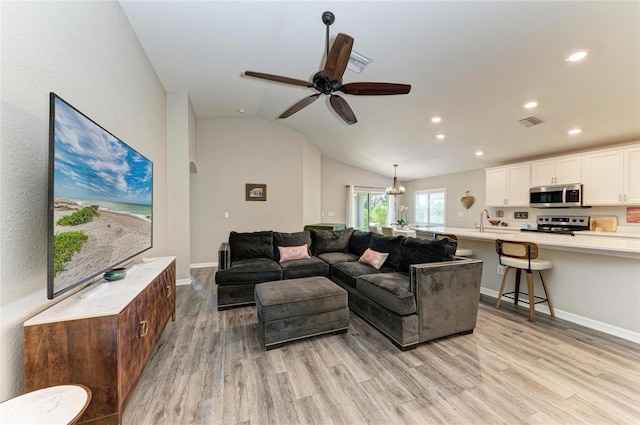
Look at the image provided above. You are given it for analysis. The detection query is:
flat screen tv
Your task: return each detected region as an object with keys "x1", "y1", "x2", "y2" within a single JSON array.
[{"x1": 48, "y1": 93, "x2": 153, "y2": 299}]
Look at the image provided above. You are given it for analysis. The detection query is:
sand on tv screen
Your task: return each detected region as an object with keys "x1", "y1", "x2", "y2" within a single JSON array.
[{"x1": 48, "y1": 93, "x2": 153, "y2": 298}]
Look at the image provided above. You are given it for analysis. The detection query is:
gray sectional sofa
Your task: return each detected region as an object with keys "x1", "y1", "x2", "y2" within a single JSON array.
[{"x1": 216, "y1": 228, "x2": 484, "y2": 349}]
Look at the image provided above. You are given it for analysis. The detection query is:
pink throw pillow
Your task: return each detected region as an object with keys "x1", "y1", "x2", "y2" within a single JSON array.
[
  {"x1": 359, "y1": 248, "x2": 389, "y2": 270},
  {"x1": 278, "y1": 244, "x2": 310, "y2": 263}
]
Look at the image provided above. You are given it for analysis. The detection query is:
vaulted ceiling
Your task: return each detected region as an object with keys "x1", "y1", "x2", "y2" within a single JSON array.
[{"x1": 120, "y1": 1, "x2": 640, "y2": 180}]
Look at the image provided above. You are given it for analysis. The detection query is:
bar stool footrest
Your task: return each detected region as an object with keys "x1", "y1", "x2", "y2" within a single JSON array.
[{"x1": 501, "y1": 291, "x2": 549, "y2": 305}]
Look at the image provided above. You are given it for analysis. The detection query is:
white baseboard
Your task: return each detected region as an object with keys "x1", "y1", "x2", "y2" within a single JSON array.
[
  {"x1": 190, "y1": 262, "x2": 217, "y2": 269},
  {"x1": 481, "y1": 287, "x2": 640, "y2": 344},
  {"x1": 177, "y1": 278, "x2": 192, "y2": 286}
]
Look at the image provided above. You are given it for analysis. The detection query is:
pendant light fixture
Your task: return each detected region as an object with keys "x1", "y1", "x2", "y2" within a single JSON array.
[{"x1": 386, "y1": 164, "x2": 405, "y2": 196}]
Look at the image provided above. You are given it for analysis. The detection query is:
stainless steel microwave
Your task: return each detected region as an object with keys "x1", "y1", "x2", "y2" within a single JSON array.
[{"x1": 530, "y1": 184, "x2": 583, "y2": 208}]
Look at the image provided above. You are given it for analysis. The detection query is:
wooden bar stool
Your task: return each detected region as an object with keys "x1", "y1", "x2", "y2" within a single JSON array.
[
  {"x1": 434, "y1": 233, "x2": 474, "y2": 257},
  {"x1": 495, "y1": 239, "x2": 554, "y2": 322}
]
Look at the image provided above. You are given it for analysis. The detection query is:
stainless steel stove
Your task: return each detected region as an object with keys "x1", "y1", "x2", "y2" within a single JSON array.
[{"x1": 521, "y1": 215, "x2": 590, "y2": 236}]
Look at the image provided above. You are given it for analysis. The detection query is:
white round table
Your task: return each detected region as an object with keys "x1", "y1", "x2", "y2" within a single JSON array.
[{"x1": 0, "y1": 385, "x2": 91, "y2": 425}]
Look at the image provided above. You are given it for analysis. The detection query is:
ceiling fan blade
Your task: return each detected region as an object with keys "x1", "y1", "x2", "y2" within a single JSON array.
[
  {"x1": 279, "y1": 94, "x2": 321, "y2": 118},
  {"x1": 324, "y1": 33, "x2": 354, "y2": 82},
  {"x1": 330, "y1": 95, "x2": 357, "y2": 125},
  {"x1": 340, "y1": 82, "x2": 412, "y2": 95},
  {"x1": 245, "y1": 71, "x2": 312, "y2": 87}
]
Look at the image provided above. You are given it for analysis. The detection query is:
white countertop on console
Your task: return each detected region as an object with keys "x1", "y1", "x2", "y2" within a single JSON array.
[
  {"x1": 415, "y1": 227, "x2": 640, "y2": 258},
  {"x1": 25, "y1": 256, "x2": 176, "y2": 326}
]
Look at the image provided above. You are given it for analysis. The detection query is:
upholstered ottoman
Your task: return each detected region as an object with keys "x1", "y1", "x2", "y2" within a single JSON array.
[{"x1": 254, "y1": 276, "x2": 349, "y2": 349}]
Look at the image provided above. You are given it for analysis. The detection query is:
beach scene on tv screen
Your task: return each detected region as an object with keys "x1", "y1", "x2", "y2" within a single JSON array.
[{"x1": 53, "y1": 98, "x2": 152, "y2": 293}]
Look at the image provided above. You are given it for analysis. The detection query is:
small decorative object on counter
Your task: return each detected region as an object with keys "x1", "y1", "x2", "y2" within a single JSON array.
[
  {"x1": 396, "y1": 205, "x2": 408, "y2": 228},
  {"x1": 104, "y1": 267, "x2": 126, "y2": 281},
  {"x1": 460, "y1": 190, "x2": 475, "y2": 209}
]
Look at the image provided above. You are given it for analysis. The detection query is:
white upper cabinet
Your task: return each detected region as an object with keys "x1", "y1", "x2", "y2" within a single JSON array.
[
  {"x1": 530, "y1": 155, "x2": 582, "y2": 186},
  {"x1": 583, "y1": 145, "x2": 640, "y2": 205},
  {"x1": 623, "y1": 146, "x2": 640, "y2": 204},
  {"x1": 485, "y1": 164, "x2": 530, "y2": 207}
]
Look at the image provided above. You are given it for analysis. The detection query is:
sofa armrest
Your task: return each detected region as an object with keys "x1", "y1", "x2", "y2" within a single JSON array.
[
  {"x1": 411, "y1": 258, "x2": 483, "y2": 343},
  {"x1": 218, "y1": 242, "x2": 230, "y2": 270}
]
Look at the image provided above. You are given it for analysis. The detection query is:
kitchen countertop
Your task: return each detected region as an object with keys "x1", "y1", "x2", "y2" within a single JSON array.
[{"x1": 413, "y1": 226, "x2": 640, "y2": 259}]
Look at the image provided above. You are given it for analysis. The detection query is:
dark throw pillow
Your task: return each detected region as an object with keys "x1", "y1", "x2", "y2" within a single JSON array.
[
  {"x1": 349, "y1": 230, "x2": 373, "y2": 256},
  {"x1": 369, "y1": 233, "x2": 406, "y2": 271},
  {"x1": 309, "y1": 228, "x2": 355, "y2": 255},
  {"x1": 400, "y1": 237, "x2": 457, "y2": 271},
  {"x1": 229, "y1": 231, "x2": 274, "y2": 262}
]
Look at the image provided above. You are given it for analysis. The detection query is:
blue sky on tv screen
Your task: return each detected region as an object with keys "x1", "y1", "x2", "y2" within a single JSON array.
[{"x1": 54, "y1": 97, "x2": 152, "y2": 206}]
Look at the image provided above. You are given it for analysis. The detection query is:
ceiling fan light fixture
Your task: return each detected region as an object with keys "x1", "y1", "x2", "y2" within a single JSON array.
[{"x1": 386, "y1": 164, "x2": 405, "y2": 196}]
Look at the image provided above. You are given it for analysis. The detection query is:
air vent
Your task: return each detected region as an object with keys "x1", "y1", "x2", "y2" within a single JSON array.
[
  {"x1": 519, "y1": 116, "x2": 544, "y2": 127},
  {"x1": 347, "y1": 50, "x2": 371, "y2": 74}
]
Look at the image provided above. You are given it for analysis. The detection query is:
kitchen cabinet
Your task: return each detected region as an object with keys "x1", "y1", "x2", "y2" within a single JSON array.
[
  {"x1": 583, "y1": 145, "x2": 640, "y2": 205},
  {"x1": 24, "y1": 257, "x2": 176, "y2": 425},
  {"x1": 485, "y1": 164, "x2": 530, "y2": 206},
  {"x1": 530, "y1": 155, "x2": 582, "y2": 186}
]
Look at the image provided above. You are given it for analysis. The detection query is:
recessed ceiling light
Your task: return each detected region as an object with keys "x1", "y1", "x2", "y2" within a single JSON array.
[
  {"x1": 568, "y1": 128, "x2": 582, "y2": 135},
  {"x1": 566, "y1": 50, "x2": 588, "y2": 62},
  {"x1": 475, "y1": 151, "x2": 484, "y2": 156},
  {"x1": 237, "y1": 108, "x2": 245, "y2": 113},
  {"x1": 436, "y1": 134, "x2": 445, "y2": 140},
  {"x1": 524, "y1": 101, "x2": 538, "y2": 109},
  {"x1": 432, "y1": 117, "x2": 442, "y2": 123}
]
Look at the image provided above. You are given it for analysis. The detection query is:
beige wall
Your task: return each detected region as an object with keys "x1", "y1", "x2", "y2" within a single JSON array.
[
  {"x1": 167, "y1": 93, "x2": 195, "y2": 281},
  {"x1": 302, "y1": 139, "x2": 322, "y2": 225},
  {"x1": 0, "y1": 1, "x2": 167, "y2": 400},
  {"x1": 321, "y1": 158, "x2": 396, "y2": 224},
  {"x1": 190, "y1": 117, "x2": 320, "y2": 264},
  {"x1": 404, "y1": 168, "x2": 487, "y2": 228}
]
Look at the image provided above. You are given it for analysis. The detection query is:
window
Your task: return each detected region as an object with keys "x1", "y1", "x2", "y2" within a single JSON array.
[
  {"x1": 353, "y1": 188, "x2": 388, "y2": 230},
  {"x1": 415, "y1": 189, "x2": 446, "y2": 225}
]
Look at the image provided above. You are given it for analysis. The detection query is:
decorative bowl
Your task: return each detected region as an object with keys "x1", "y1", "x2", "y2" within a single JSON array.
[
  {"x1": 488, "y1": 219, "x2": 501, "y2": 226},
  {"x1": 104, "y1": 268, "x2": 127, "y2": 281}
]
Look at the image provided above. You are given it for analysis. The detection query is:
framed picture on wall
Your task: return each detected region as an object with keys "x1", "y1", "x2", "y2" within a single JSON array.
[{"x1": 246, "y1": 183, "x2": 267, "y2": 201}]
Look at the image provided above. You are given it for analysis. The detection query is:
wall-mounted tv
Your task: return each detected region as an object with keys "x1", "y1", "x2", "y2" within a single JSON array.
[{"x1": 48, "y1": 93, "x2": 153, "y2": 299}]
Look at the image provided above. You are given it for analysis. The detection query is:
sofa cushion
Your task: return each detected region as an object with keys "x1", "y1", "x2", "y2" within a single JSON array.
[
  {"x1": 273, "y1": 231, "x2": 312, "y2": 262},
  {"x1": 358, "y1": 248, "x2": 389, "y2": 270},
  {"x1": 369, "y1": 233, "x2": 406, "y2": 271},
  {"x1": 356, "y1": 272, "x2": 416, "y2": 315},
  {"x1": 317, "y1": 251, "x2": 359, "y2": 265},
  {"x1": 215, "y1": 258, "x2": 282, "y2": 285},
  {"x1": 400, "y1": 237, "x2": 457, "y2": 272},
  {"x1": 349, "y1": 230, "x2": 373, "y2": 256},
  {"x1": 309, "y1": 228, "x2": 354, "y2": 255},
  {"x1": 278, "y1": 244, "x2": 311, "y2": 263},
  {"x1": 229, "y1": 231, "x2": 274, "y2": 262},
  {"x1": 331, "y1": 260, "x2": 388, "y2": 288},
  {"x1": 280, "y1": 256, "x2": 330, "y2": 279}
]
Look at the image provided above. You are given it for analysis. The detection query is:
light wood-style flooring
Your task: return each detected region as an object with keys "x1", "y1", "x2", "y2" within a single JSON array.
[{"x1": 123, "y1": 267, "x2": 640, "y2": 424}]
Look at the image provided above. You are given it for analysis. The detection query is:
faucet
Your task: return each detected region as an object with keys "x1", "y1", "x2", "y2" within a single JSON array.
[{"x1": 480, "y1": 208, "x2": 490, "y2": 233}]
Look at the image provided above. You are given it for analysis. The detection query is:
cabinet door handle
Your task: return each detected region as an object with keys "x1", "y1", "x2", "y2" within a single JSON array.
[
  {"x1": 139, "y1": 320, "x2": 149, "y2": 338},
  {"x1": 619, "y1": 194, "x2": 622, "y2": 202},
  {"x1": 166, "y1": 285, "x2": 171, "y2": 298}
]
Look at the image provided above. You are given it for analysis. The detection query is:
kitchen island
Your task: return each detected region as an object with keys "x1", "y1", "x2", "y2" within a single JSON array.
[{"x1": 414, "y1": 226, "x2": 640, "y2": 342}]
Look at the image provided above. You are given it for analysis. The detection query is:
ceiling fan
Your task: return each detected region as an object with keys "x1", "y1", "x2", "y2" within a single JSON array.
[{"x1": 244, "y1": 11, "x2": 411, "y2": 125}]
